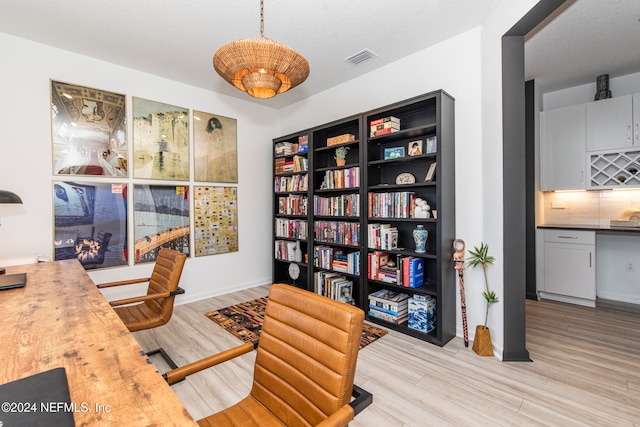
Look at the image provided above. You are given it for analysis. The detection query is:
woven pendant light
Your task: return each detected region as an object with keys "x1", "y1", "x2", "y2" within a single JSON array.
[{"x1": 213, "y1": 0, "x2": 309, "y2": 99}]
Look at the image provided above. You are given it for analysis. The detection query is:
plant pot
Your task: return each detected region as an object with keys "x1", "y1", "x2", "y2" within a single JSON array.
[
  {"x1": 472, "y1": 325, "x2": 494, "y2": 356},
  {"x1": 336, "y1": 159, "x2": 346, "y2": 166}
]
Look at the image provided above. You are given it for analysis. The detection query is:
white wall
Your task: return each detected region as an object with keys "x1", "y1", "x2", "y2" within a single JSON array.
[{"x1": 0, "y1": 33, "x2": 279, "y2": 304}]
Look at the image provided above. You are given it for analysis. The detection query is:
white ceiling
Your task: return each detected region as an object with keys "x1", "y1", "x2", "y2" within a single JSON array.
[
  {"x1": 525, "y1": 0, "x2": 640, "y2": 94},
  {"x1": 0, "y1": 0, "x2": 638, "y2": 109}
]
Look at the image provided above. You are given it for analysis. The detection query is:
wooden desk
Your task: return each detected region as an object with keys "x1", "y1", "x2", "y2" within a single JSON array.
[{"x1": 0, "y1": 260, "x2": 197, "y2": 426}]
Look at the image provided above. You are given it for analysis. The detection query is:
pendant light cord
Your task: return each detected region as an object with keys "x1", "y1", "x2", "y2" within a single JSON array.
[{"x1": 260, "y1": 0, "x2": 264, "y2": 37}]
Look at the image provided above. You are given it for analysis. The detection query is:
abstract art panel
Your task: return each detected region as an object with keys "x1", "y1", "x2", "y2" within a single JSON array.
[
  {"x1": 53, "y1": 181, "x2": 128, "y2": 270},
  {"x1": 133, "y1": 184, "x2": 190, "y2": 263},
  {"x1": 193, "y1": 110, "x2": 238, "y2": 183},
  {"x1": 51, "y1": 80, "x2": 127, "y2": 177},
  {"x1": 194, "y1": 186, "x2": 238, "y2": 257},
  {"x1": 132, "y1": 97, "x2": 189, "y2": 180}
]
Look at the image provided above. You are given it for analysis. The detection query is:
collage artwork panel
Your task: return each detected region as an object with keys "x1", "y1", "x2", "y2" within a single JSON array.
[
  {"x1": 51, "y1": 81, "x2": 127, "y2": 177},
  {"x1": 49, "y1": 82, "x2": 240, "y2": 268},
  {"x1": 193, "y1": 110, "x2": 238, "y2": 183},
  {"x1": 53, "y1": 181, "x2": 128, "y2": 270},
  {"x1": 133, "y1": 184, "x2": 190, "y2": 264},
  {"x1": 194, "y1": 186, "x2": 239, "y2": 256},
  {"x1": 132, "y1": 97, "x2": 190, "y2": 181}
]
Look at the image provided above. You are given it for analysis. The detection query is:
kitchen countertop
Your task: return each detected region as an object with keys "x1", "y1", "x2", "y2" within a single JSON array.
[{"x1": 538, "y1": 224, "x2": 640, "y2": 234}]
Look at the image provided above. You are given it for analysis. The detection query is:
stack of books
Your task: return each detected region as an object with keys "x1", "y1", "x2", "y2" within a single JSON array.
[
  {"x1": 298, "y1": 134, "x2": 309, "y2": 152},
  {"x1": 370, "y1": 116, "x2": 400, "y2": 137},
  {"x1": 275, "y1": 141, "x2": 299, "y2": 156},
  {"x1": 332, "y1": 250, "x2": 360, "y2": 275},
  {"x1": 368, "y1": 289, "x2": 409, "y2": 325}
]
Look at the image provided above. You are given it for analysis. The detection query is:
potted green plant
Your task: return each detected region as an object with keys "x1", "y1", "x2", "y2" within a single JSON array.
[
  {"x1": 334, "y1": 146, "x2": 349, "y2": 166},
  {"x1": 467, "y1": 242, "x2": 498, "y2": 356}
]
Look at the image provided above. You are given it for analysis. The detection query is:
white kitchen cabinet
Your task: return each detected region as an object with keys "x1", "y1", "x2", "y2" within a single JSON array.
[
  {"x1": 540, "y1": 103, "x2": 587, "y2": 191},
  {"x1": 586, "y1": 94, "x2": 640, "y2": 151},
  {"x1": 537, "y1": 229, "x2": 596, "y2": 307}
]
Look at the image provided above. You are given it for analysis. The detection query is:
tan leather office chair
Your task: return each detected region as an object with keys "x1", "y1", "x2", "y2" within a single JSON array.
[
  {"x1": 97, "y1": 248, "x2": 187, "y2": 368},
  {"x1": 165, "y1": 283, "x2": 372, "y2": 427}
]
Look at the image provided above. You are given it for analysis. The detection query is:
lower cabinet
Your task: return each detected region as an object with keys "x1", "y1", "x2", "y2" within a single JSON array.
[{"x1": 537, "y1": 228, "x2": 596, "y2": 307}]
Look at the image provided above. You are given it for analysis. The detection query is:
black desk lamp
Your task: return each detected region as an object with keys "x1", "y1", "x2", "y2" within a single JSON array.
[{"x1": 0, "y1": 190, "x2": 23, "y2": 275}]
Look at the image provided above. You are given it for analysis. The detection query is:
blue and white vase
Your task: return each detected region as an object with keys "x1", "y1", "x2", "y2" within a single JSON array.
[{"x1": 413, "y1": 224, "x2": 428, "y2": 253}]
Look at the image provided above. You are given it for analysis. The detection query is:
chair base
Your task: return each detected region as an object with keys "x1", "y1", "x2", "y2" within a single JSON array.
[
  {"x1": 145, "y1": 348, "x2": 185, "y2": 384},
  {"x1": 351, "y1": 384, "x2": 373, "y2": 416}
]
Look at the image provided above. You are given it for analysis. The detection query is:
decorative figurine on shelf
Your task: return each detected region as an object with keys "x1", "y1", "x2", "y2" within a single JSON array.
[
  {"x1": 412, "y1": 224, "x2": 428, "y2": 253},
  {"x1": 334, "y1": 146, "x2": 349, "y2": 166},
  {"x1": 413, "y1": 198, "x2": 431, "y2": 218}
]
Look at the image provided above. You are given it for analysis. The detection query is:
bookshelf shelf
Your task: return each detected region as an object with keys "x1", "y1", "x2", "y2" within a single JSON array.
[{"x1": 273, "y1": 91, "x2": 455, "y2": 346}]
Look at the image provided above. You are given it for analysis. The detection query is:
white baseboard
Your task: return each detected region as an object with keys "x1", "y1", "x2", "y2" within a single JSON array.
[
  {"x1": 175, "y1": 279, "x2": 271, "y2": 306},
  {"x1": 538, "y1": 291, "x2": 596, "y2": 307}
]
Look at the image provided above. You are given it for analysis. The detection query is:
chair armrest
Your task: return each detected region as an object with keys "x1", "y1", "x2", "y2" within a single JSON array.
[
  {"x1": 315, "y1": 404, "x2": 354, "y2": 427},
  {"x1": 97, "y1": 277, "x2": 150, "y2": 289},
  {"x1": 350, "y1": 384, "x2": 373, "y2": 416},
  {"x1": 164, "y1": 341, "x2": 255, "y2": 385},
  {"x1": 109, "y1": 292, "x2": 171, "y2": 307}
]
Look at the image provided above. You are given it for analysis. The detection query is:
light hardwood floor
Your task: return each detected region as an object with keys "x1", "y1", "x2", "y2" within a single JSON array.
[{"x1": 133, "y1": 285, "x2": 640, "y2": 426}]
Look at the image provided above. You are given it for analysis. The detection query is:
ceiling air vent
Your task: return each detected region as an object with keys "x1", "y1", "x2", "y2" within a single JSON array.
[{"x1": 344, "y1": 48, "x2": 377, "y2": 65}]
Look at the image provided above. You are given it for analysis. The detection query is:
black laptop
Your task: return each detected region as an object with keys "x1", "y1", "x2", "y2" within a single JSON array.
[
  {"x1": 0, "y1": 272, "x2": 26, "y2": 290},
  {"x1": 0, "y1": 367, "x2": 75, "y2": 426}
]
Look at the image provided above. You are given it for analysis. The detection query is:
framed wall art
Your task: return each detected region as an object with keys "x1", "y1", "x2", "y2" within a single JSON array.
[
  {"x1": 51, "y1": 80, "x2": 127, "y2": 177},
  {"x1": 132, "y1": 97, "x2": 190, "y2": 180},
  {"x1": 53, "y1": 181, "x2": 128, "y2": 270},
  {"x1": 133, "y1": 184, "x2": 190, "y2": 263},
  {"x1": 193, "y1": 110, "x2": 238, "y2": 183},
  {"x1": 193, "y1": 186, "x2": 238, "y2": 256}
]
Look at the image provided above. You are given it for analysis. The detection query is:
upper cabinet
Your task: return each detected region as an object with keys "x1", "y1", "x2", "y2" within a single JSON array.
[
  {"x1": 540, "y1": 103, "x2": 587, "y2": 191},
  {"x1": 540, "y1": 93, "x2": 640, "y2": 191},
  {"x1": 586, "y1": 94, "x2": 639, "y2": 151}
]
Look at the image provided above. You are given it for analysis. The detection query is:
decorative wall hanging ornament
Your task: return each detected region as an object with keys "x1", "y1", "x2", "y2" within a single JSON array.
[
  {"x1": 213, "y1": 0, "x2": 310, "y2": 99},
  {"x1": 452, "y1": 239, "x2": 469, "y2": 347}
]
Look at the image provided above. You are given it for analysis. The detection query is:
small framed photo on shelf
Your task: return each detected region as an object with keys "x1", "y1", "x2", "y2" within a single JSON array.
[
  {"x1": 426, "y1": 136, "x2": 437, "y2": 154},
  {"x1": 384, "y1": 146, "x2": 405, "y2": 160},
  {"x1": 407, "y1": 140, "x2": 423, "y2": 156},
  {"x1": 425, "y1": 162, "x2": 437, "y2": 182}
]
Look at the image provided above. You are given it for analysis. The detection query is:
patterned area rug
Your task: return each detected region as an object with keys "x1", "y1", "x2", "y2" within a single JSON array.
[{"x1": 205, "y1": 297, "x2": 387, "y2": 349}]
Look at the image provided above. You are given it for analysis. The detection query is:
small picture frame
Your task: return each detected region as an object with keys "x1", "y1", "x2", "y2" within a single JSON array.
[
  {"x1": 384, "y1": 146, "x2": 405, "y2": 160},
  {"x1": 426, "y1": 136, "x2": 437, "y2": 154},
  {"x1": 407, "y1": 140, "x2": 423, "y2": 156},
  {"x1": 425, "y1": 162, "x2": 437, "y2": 182}
]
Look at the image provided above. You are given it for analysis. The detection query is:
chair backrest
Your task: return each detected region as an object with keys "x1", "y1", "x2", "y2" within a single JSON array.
[
  {"x1": 252, "y1": 283, "x2": 364, "y2": 426},
  {"x1": 145, "y1": 248, "x2": 187, "y2": 324}
]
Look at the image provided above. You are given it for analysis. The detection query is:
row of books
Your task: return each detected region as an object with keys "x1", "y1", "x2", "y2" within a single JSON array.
[
  {"x1": 368, "y1": 289, "x2": 408, "y2": 325},
  {"x1": 314, "y1": 220, "x2": 360, "y2": 246},
  {"x1": 368, "y1": 251, "x2": 425, "y2": 288},
  {"x1": 274, "y1": 240, "x2": 304, "y2": 262},
  {"x1": 277, "y1": 194, "x2": 308, "y2": 216},
  {"x1": 313, "y1": 193, "x2": 360, "y2": 217},
  {"x1": 319, "y1": 167, "x2": 360, "y2": 190},
  {"x1": 314, "y1": 245, "x2": 360, "y2": 275},
  {"x1": 274, "y1": 218, "x2": 308, "y2": 240},
  {"x1": 274, "y1": 174, "x2": 308, "y2": 192},
  {"x1": 275, "y1": 155, "x2": 308, "y2": 174},
  {"x1": 368, "y1": 191, "x2": 415, "y2": 218},
  {"x1": 275, "y1": 139, "x2": 308, "y2": 157},
  {"x1": 314, "y1": 271, "x2": 354, "y2": 304},
  {"x1": 370, "y1": 116, "x2": 400, "y2": 138},
  {"x1": 367, "y1": 223, "x2": 398, "y2": 250}
]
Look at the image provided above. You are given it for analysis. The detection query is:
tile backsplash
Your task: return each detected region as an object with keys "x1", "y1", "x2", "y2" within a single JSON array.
[{"x1": 542, "y1": 190, "x2": 640, "y2": 226}]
